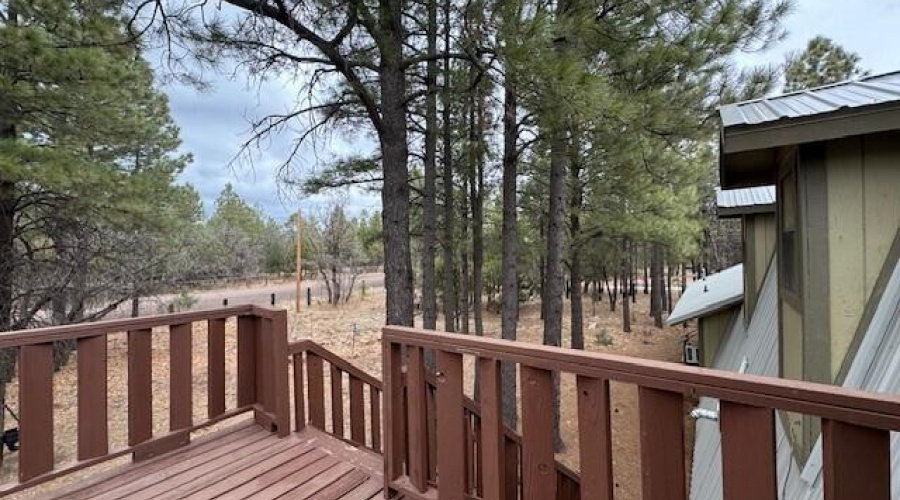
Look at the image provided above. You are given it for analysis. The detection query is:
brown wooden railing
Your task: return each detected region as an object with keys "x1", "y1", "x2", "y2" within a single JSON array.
[
  {"x1": 289, "y1": 339, "x2": 578, "y2": 499},
  {"x1": 288, "y1": 340, "x2": 384, "y2": 451},
  {"x1": 0, "y1": 305, "x2": 289, "y2": 496},
  {"x1": 383, "y1": 326, "x2": 900, "y2": 500}
]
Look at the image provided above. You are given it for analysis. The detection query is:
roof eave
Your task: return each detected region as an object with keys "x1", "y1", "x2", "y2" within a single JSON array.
[
  {"x1": 717, "y1": 203, "x2": 775, "y2": 219},
  {"x1": 665, "y1": 296, "x2": 743, "y2": 326},
  {"x1": 720, "y1": 102, "x2": 900, "y2": 189}
]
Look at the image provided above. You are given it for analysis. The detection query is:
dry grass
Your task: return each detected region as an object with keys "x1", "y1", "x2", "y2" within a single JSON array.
[{"x1": 1, "y1": 286, "x2": 694, "y2": 500}]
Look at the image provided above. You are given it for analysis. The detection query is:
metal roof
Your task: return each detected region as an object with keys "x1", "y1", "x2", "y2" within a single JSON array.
[
  {"x1": 716, "y1": 186, "x2": 775, "y2": 217},
  {"x1": 666, "y1": 264, "x2": 743, "y2": 325},
  {"x1": 720, "y1": 71, "x2": 900, "y2": 129},
  {"x1": 689, "y1": 262, "x2": 780, "y2": 500},
  {"x1": 689, "y1": 256, "x2": 900, "y2": 500}
]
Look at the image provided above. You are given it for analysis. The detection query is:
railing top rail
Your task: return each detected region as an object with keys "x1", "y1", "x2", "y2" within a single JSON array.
[
  {"x1": 0, "y1": 305, "x2": 283, "y2": 348},
  {"x1": 383, "y1": 326, "x2": 900, "y2": 430},
  {"x1": 288, "y1": 340, "x2": 383, "y2": 389}
]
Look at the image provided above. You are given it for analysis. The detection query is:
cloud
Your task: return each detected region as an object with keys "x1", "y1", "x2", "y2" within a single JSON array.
[{"x1": 161, "y1": 59, "x2": 379, "y2": 222}]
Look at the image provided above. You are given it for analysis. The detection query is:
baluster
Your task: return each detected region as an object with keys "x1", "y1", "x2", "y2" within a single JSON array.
[
  {"x1": 170, "y1": 323, "x2": 193, "y2": 431},
  {"x1": 576, "y1": 376, "x2": 613, "y2": 500},
  {"x1": 306, "y1": 352, "x2": 325, "y2": 429},
  {"x1": 478, "y1": 360, "x2": 502, "y2": 499},
  {"x1": 720, "y1": 401, "x2": 776, "y2": 500},
  {"x1": 330, "y1": 363, "x2": 344, "y2": 436},
  {"x1": 293, "y1": 353, "x2": 306, "y2": 432},
  {"x1": 19, "y1": 343, "x2": 54, "y2": 482},
  {"x1": 406, "y1": 346, "x2": 429, "y2": 491},
  {"x1": 822, "y1": 419, "x2": 889, "y2": 500},
  {"x1": 436, "y1": 350, "x2": 465, "y2": 500},
  {"x1": 77, "y1": 335, "x2": 108, "y2": 460},
  {"x1": 236, "y1": 315, "x2": 257, "y2": 406},
  {"x1": 207, "y1": 318, "x2": 226, "y2": 419},
  {"x1": 427, "y1": 385, "x2": 438, "y2": 482},
  {"x1": 349, "y1": 375, "x2": 365, "y2": 444},
  {"x1": 128, "y1": 328, "x2": 153, "y2": 446},
  {"x1": 371, "y1": 385, "x2": 382, "y2": 452},
  {"x1": 638, "y1": 387, "x2": 686, "y2": 500},
  {"x1": 504, "y1": 436, "x2": 520, "y2": 500},
  {"x1": 520, "y1": 366, "x2": 556, "y2": 500}
]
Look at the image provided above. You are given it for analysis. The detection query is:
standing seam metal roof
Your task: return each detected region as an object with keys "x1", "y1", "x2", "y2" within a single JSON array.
[
  {"x1": 719, "y1": 71, "x2": 900, "y2": 129},
  {"x1": 689, "y1": 256, "x2": 900, "y2": 500},
  {"x1": 715, "y1": 186, "x2": 776, "y2": 209},
  {"x1": 666, "y1": 264, "x2": 743, "y2": 326}
]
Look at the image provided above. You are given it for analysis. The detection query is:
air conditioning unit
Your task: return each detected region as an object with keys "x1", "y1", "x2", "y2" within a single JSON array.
[{"x1": 683, "y1": 344, "x2": 700, "y2": 366}]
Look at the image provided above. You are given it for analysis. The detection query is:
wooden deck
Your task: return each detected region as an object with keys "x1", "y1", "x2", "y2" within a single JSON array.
[{"x1": 39, "y1": 422, "x2": 388, "y2": 500}]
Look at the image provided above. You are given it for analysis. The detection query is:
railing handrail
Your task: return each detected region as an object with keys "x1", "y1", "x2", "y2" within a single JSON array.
[
  {"x1": 0, "y1": 306, "x2": 290, "y2": 495},
  {"x1": 0, "y1": 305, "x2": 283, "y2": 348},
  {"x1": 383, "y1": 326, "x2": 900, "y2": 430},
  {"x1": 288, "y1": 340, "x2": 383, "y2": 389}
]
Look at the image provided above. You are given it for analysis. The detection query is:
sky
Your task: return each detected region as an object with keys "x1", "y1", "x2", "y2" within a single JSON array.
[{"x1": 163, "y1": 0, "x2": 900, "y2": 222}]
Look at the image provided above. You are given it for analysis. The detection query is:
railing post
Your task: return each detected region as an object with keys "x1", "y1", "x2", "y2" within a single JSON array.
[
  {"x1": 269, "y1": 309, "x2": 291, "y2": 437},
  {"x1": 383, "y1": 338, "x2": 405, "y2": 496},
  {"x1": 406, "y1": 346, "x2": 429, "y2": 492},
  {"x1": 436, "y1": 350, "x2": 466, "y2": 500}
]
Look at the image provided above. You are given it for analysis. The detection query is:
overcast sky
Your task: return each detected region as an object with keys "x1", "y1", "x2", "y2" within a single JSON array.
[{"x1": 164, "y1": 0, "x2": 900, "y2": 222}]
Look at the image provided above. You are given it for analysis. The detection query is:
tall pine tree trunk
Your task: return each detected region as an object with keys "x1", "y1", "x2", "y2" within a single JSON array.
[
  {"x1": 643, "y1": 245, "x2": 649, "y2": 294},
  {"x1": 460, "y1": 143, "x2": 470, "y2": 334},
  {"x1": 0, "y1": 111, "x2": 18, "y2": 446},
  {"x1": 544, "y1": 125, "x2": 566, "y2": 451},
  {"x1": 622, "y1": 239, "x2": 631, "y2": 333},
  {"x1": 568, "y1": 147, "x2": 583, "y2": 350},
  {"x1": 500, "y1": 69, "x2": 518, "y2": 427},
  {"x1": 650, "y1": 242, "x2": 664, "y2": 328},
  {"x1": 421, "y1": 0, "x2": 438, "y2": 332},
  {"x1": 666, "y1": 250, "x2": 674, "y2": 314},
  {"x1": 440, "y1": 0, "x2": 456, "y2": 333},
  {"x1": 380, "y1": 0, "x2": 414, "y2": 327},
  {"x1": 472, "y1": 94, "x2": 484, "y2": 338},
  {"x1": 0, "y1": 120, "x2": 14, "y2": 333}
]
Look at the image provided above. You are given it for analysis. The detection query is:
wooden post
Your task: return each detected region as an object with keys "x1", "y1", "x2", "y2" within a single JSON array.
[{"x1": 296, "y1": 208, "x2": 303, "y2": 313}]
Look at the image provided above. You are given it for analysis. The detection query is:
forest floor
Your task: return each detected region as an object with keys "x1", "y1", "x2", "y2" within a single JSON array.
[{"x1": 2, "y1": 286, "x2": 694, "y2": 500}]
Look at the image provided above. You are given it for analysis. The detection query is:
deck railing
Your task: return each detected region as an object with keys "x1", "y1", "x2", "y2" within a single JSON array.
[
  {"x1": 383, "y1": 326, "x2": 900, "y2": 500},
  {"x1": 0, "y1": 304, "x2": 289, "y2": 496},
  {"x1": 289, "y1": 340, "x2": 384, "y2": 451},
  {"x1": 290, "y1": 339, "x2": 579, "y2": 499}
]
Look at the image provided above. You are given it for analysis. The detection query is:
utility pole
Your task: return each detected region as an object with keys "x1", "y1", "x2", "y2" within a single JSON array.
[{"x1": 295, "y1": 208, "x2": 302, "y2": 313}]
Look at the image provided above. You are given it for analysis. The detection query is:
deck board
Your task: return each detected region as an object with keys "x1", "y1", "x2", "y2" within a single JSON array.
[{"x1": 39, "y1": 423, "x2": 395, "y2": 500}]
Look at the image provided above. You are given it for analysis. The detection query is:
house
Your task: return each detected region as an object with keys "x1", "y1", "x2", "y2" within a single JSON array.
[
  {"x1": 716, "y1": 185, "x2": 776, "y2": 322},
  {"x1": 666, "y1": 185, "x2": 775, "y2": 367},
  {"x1": 689, "y1": 71, "x2": 900, "y2": 500},
  {"x1": 666, "y1": 263, "x2": 743, "y2": 366}
]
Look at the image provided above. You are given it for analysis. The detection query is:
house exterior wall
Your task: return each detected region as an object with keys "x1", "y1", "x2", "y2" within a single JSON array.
[
  {"x1": 824, "y1": 132, "x2": 900, "y2": 378},
  {"x1": 742, "y1": 212, "x2": 775, "y2": 324},
  {"x1": 698, "y1": 308, "x2": 736, "y2": 367},
  {"x1": 777, "y1": 132, "x2": 900, "y2": 385}
]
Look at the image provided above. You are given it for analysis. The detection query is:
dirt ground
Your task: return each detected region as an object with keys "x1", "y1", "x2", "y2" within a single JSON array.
[{"x1": 1, "y1": 286, "x2": 694, "y2": 500}]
